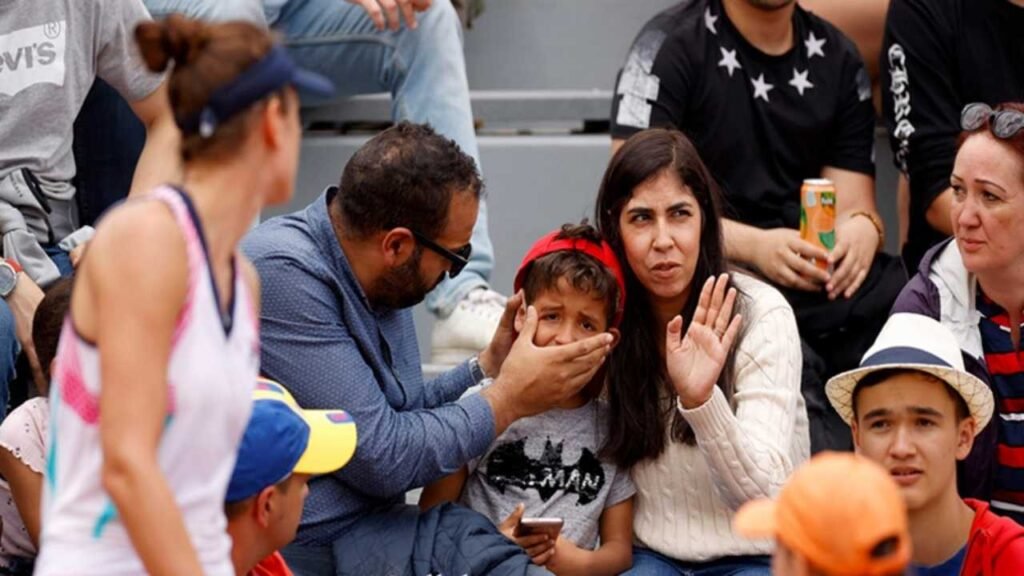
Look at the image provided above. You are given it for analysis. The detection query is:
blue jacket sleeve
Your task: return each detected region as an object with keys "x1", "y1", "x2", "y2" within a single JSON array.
[
  {"x1": 424, "y1": 362, "x2": 479, "y2": 408},
  {"x1": 890, "y1": 272, "x2": 938, "y2": 319},
  {"x1": 256, "y1": 254, "x2": 497, "y2": 498}
]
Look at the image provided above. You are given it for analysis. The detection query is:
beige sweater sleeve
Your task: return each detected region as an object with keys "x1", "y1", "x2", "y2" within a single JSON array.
[{"x1": 676, "y1": 281, "x2": 805, "y2": 510}]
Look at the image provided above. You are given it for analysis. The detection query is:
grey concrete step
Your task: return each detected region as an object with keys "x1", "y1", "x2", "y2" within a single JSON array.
[{"x1": 302, "y1": 89, "x2": 613, "y2": 129}]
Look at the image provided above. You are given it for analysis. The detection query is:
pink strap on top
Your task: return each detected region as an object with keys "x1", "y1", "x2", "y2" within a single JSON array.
[
  {"x1": 149, "y1": 187, "x2": 204, "y2": 345},
  {"x1": 56, "y1": 324, "x2": 99, "y2": 424},
  {"x1": 152, "y1": 186, "x2": 256, "y2": 340},
  {"x1": 58, "y1": 188, "x2": 199, "y2": 424}
]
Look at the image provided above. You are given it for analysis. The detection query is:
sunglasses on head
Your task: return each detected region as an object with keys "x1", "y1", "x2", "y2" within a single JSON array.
[
  {"x1": 961, "y1": 102, "x2": 1024, "y2": 139},
  {"x1": 410, "y1": 229, "x2": 471, "y2": 278}
]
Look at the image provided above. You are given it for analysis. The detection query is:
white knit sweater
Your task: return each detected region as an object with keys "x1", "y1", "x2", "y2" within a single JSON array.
[{"x1": 632, "y1": 274, "x2": 810, "y2": 561}]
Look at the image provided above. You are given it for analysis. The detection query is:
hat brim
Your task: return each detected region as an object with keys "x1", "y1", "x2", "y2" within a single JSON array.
[
  {"x1": 293, "y1": 409, "x2": 357, "y2": 475},
  {"x1": 733, "y1": 498, "x2": 778, "y2": 540},
  {"x1": 255, "y1": 378, "x2": 297, "y2": 403},
  {"x1": 292, "y1": 68, "x2": 335, "y2": 99},
  {"x1": 825, "y1": 363, "x2": 993, "y2": 429},
  {"x1": 254, "y1": 378, "x2": 356, "y2": 475}
]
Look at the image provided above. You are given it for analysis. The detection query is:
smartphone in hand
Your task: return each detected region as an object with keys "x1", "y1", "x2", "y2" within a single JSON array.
[{"x1": 514, "y1": 517, "x2": 564, "y2": 539}]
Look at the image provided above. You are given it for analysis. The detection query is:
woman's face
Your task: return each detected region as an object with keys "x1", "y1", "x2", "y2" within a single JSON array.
[
  {"x1": 618, "y1": 169, "x2": 703, "y2": 306},
  {"x1": 950, "y1": 133, "x2": 1024, "y2": 275}
]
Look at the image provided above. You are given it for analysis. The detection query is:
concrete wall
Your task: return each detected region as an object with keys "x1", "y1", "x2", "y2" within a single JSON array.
[{"x1": 462, "y1": 0, "x2": 677, "y2": 91}]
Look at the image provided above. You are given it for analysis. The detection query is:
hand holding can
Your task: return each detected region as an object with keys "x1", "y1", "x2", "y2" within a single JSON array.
[{"x1": 799, "y1": 178, "x2": 836, "y2": 274}]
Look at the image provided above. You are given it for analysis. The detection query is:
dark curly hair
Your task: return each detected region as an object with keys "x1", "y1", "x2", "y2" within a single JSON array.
[
  {"x1": 333, "y1": 122, "x2": 482, "y2": 240},
  {"x1": 33, "y1": 276, "x2": 74, "y2": 390}
]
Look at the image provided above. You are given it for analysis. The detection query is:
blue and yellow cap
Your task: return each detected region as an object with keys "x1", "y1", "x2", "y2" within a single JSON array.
[{"x1": 226, "y1": 378, "x2": 357, "y2": 503}]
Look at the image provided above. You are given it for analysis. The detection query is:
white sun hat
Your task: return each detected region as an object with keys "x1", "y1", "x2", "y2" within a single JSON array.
[{"x1": 826, "y1": 313, "x2": 994, "y2": 429}]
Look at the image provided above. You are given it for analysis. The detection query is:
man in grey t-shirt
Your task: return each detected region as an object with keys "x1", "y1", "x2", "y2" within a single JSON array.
[{"x1": 0, "y1": 0, "x2": 175, "y2": 410}]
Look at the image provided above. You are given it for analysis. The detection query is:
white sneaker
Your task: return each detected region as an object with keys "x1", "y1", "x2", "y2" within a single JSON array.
[{"x1": 430, "y1": 288, "x2": 507, "y2": 367}]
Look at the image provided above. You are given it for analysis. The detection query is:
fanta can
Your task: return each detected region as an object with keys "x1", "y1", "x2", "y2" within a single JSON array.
[{"x1": 799, "y1": 178, "x2": 836, "y2": 272}]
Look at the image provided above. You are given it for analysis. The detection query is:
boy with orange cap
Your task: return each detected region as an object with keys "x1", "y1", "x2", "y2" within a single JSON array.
[{"x1": 733, "y1": 451, "x2": 912, "y2": 576}]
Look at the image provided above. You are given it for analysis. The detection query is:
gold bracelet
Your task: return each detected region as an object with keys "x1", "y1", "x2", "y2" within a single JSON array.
[{"x1": 849, "y1": 211, "x2": 885, "y2": 252}]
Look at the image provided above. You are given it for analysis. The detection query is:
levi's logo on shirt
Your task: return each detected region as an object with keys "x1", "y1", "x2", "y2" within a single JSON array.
[{"x1": 0, "y1": 20, "x2": 66, "y2": 97}]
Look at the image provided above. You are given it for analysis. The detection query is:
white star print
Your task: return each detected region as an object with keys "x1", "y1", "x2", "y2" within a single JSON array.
[
  {"x1": 704, "y1": 8, "x2": 718, "y2": 35},
  {"x1": 717, "y1": 47, "x2": 742, "y2": 77},
  {"x1": 751, "y1": 73, "x2": 774, "y2": 102},
  {"x1": 788, "y1": 68, "x2": 814, "y2": 96},
  {"x1": 805, "y1": 31, "x2": 826, "y2": 59}
]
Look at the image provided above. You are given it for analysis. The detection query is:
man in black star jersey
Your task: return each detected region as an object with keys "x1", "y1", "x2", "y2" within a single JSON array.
[{"x1": 611, "y1": 0, "x2": 907, "y2": 454}]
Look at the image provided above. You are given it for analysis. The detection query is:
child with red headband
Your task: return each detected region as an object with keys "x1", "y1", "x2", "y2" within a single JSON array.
[{"x1": 420, "y1": 222, "x2": 634, "y2": 575}]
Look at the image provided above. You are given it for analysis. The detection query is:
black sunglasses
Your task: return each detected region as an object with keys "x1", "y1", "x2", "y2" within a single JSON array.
[
  {"x1": 410, "y1": 229, "x2": 471, "y2": 278},
  {"x1": 961, "y1": 102, "x2": 1024, "y2": 139}
]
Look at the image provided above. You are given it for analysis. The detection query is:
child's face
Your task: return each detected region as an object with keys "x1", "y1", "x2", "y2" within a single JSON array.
[{"x1": 520, "y1": 278, "x2": 612, "y2": 347}]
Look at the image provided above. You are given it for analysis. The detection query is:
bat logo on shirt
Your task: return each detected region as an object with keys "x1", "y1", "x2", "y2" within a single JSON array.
[{"x1": 484, "y1": 438, "x2": 605, "y2": 505}]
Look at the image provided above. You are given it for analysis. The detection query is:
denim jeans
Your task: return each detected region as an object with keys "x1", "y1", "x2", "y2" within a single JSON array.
[
  {"x1": 624, "y1": 547, "x2": 771, "y2": 576},
  {"x1": 44, "y1": 246, "x2": 74, "y2": 278},
  {"x1": 0, "y1": 300, "x2": 16, "y2": 420},
  {"x1": 0, "y1": 246, "x2": 68, "y2": 420},
  {"x1": 142, "y1": 0, "x2": 493, "y2": 317},
  {"x1": 72, "y1": 78, "x2": 146, "y2": 227}
]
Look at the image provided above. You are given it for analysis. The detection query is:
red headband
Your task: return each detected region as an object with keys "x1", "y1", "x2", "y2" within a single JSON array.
[{"x1": 513, "y1": 230, "x2": 627, "y2": 327}]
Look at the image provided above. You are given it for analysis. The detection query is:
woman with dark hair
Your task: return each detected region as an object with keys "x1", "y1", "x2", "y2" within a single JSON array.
[
  {"x1": 35, "y1": 15, "x2": 332, "y2": 576},
  {"x1": 893, "y1": 102, "x2": 1024, "y2": 524},
  {"x1": 596, "y1": 129, "x2": 809, "y2": 575}
]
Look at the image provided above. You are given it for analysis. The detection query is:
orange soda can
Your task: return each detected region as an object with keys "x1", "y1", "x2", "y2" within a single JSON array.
[{"x1": 799, "y1": 178, "x2": 836, "y2": 272}]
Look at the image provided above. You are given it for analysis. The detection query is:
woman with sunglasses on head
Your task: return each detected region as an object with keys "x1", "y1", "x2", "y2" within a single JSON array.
[
  {"x1": 35, "y1": 15, "x2": 332, "y2": 576},
  {"x1": 893, "y1": 102, "x2": 1024, "y2": 524}
]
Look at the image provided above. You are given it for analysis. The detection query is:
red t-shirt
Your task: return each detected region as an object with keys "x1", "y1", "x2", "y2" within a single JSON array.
[
  {"x1": 250, "y1": 552, "x2": 293, "y2": 576},
  {"x1": 964, "y1": 499, "x2": 1024, "y2": 576}
]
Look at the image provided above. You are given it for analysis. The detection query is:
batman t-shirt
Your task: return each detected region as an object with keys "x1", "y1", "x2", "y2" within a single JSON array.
[{"x1": 459, "y1": 400, "x2": 635, "y2": 550}]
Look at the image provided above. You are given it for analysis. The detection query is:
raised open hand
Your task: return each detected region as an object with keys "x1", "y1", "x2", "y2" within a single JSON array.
[{"x1": 665, "y1": 274, "x2": 742, "y2": 409}]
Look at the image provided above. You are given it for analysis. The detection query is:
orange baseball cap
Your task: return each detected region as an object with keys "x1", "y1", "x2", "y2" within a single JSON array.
[{"x1": 734, "y1": 452, "x2": 911, "y2": 576}]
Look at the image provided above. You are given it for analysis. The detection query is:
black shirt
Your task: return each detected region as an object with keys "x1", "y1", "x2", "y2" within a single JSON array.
[
  {"x1": 881, "y1": 0, "x2": 1024, "y2": 270},
  {"x1": 610, "y1": 0, "x2": 875, "y2": 231}
]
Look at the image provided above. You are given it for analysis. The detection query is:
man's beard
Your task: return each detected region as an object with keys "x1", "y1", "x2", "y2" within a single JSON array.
[{"x1": 369, "y1": 247, "x2": 446, "y2": 310}]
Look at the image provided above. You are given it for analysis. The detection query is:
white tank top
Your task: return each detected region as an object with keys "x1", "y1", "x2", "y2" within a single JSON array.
[{"x1": 36, "y1": 187, "x2": 260, "y2": 575}]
